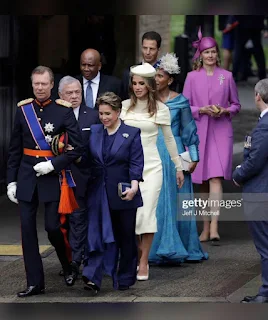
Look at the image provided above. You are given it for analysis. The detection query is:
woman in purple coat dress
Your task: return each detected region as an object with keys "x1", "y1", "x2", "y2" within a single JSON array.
[{"x1": 183, "y1": 28, "x2": 241, "y2": 244}]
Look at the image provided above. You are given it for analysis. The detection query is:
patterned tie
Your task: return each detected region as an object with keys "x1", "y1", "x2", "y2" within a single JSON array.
[{"x1": 86, "y1": 80, "x2": 94, "y2": 108}]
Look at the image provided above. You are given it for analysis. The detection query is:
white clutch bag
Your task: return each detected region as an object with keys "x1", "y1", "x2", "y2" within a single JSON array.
[{"x1": 179, "y1": 151, "x2": 192, "y2": 171}]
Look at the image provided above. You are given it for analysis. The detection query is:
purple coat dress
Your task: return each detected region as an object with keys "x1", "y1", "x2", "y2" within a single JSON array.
[{"x1": 183, "y1": 67, "x2": 241, "y2": 184}]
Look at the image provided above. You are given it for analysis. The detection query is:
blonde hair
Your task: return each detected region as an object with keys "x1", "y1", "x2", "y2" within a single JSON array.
[
  {"x1": 129, "y1": 75, "x2": 158, "y2": 116},
  {"x1": 192, "y1": 46, "x2": 221, "y2": 71}
]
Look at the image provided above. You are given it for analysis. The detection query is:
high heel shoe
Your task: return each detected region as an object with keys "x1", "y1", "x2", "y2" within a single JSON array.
[{"x1": 137, "y1": 265, "x2": 149, "y2": 281}]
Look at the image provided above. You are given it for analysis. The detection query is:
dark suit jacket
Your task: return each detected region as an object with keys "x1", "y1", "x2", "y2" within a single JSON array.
[
  {"x1": 88, "y1": 122, "x2": 144, "y2": 210},
  {"x1": 233, "y1": 112, "x2": 268, "y2": 201},
  {"x1": 77, "y1": 73, "x2": 122, "y2": 108},
  {"x1": 7, "y1": 99, "x2": 84, "y2": 202},
  {"x1": 71, "y1": 103, "x2": 100, "y2": 197}
]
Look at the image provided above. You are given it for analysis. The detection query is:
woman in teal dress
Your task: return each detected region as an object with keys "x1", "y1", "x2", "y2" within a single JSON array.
[{"x1": 149, "y1": 53, "x2": 208, "y2": 264}]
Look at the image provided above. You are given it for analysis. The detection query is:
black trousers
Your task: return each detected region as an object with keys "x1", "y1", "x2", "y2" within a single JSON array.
[
  {"x1": 19, "y1": 189, "x2": 70, "y2": 287},
  {"x1": 233, "y1": 27, "x2": 266, "y2": 80},
  {"x1": 68, "y1": 195, "x2": 87, "y2": 264},
  {"x1": 245, "y1": 201, "x2": 268, "y2": 297}
]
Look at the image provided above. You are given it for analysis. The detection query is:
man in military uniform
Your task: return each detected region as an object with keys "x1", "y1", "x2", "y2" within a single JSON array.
[{"x1": 6, "y1": 66, "x2": 84, "y2": 297}]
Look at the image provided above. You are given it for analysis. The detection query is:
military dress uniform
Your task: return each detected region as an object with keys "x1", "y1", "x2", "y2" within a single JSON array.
[{"x1": 7, "y1": 97, "x2": 84, "y2": 293}]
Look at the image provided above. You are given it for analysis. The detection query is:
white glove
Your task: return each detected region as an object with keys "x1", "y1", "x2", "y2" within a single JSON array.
[
  {"x1": 7, "y1": 182, "x2": 18, "y2": 204},
  {"x1": 33, "y1": 160, "x2": 54, "y2": 177}
]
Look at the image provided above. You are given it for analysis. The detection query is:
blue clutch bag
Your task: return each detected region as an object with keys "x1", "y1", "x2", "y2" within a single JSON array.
[{"x1": 118, "y1": 182, "x2": 131, "y2": 198}]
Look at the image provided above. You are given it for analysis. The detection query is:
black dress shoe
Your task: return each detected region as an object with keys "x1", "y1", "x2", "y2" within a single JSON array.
[
  {"x1": 63, "y1": 267, "x2": 76, "y2": 286},
  {"x1": 84, "y1": 282, "x2": 100, "y2": 295},
  {"x1": 82, "y1": 276, "x2": 99, "y2": 295},
  {"x1": 241, "y1": 294, "x2": 268, "y2": 303},
  {"x1": 71, "y1": 261, "x2": 80, "y2": 280},
  {"x1": 118, "y1": 285, "x2": 129, "y2": 291},
  {"x1": 17, "y1": 285, "x2": 45, "y2": 298},
  {"x1": 59, "y1": 261, "x2": 80, "y2": 278},
  {"x1": 210, "y1": 238, "x2": 220, "y2": 246}
]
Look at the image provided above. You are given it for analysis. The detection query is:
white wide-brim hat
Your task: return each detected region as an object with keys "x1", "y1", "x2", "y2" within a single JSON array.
[{"x1": 130, "y1": 62, "x2": 156, "y2": 78}]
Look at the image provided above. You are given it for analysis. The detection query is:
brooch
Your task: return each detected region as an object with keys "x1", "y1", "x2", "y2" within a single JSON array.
[
  {"x1": 122, "y1": 133, "x2": 129, "y2": 138},
  {"x1": 218, "y1": 74, "x2": 225, "y2": 85}
]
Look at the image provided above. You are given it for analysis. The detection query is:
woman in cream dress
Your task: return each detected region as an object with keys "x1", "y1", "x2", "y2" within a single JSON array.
[{"x1": 120, "y1": 63, "x2": 184, "y2": 280}]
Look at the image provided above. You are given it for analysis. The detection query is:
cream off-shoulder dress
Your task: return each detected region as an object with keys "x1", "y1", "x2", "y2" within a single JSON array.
[{"x1": 121, "y1": 99, "x2": 183, "y2": 235}]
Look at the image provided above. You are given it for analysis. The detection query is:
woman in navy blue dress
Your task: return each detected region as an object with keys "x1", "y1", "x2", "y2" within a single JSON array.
[{"x1": 82, "y1": 92, "x2": 144, "y2": 293}]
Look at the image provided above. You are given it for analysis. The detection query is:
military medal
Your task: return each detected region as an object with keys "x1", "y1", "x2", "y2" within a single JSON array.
[
  {"x1": 44, "y1": 122, "x2": 54, "y2": 133},
  {"x1": 45, "y1": 135, "x2": 52, "y2": 143}
]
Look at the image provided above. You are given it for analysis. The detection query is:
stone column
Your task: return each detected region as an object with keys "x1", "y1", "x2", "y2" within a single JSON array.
[{"x1": 136, "y1": 15, "x2": 171, "y2": 62}]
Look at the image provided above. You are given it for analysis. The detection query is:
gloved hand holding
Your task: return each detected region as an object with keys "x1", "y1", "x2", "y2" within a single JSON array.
[
  {"x1": 7, "y1": 182, "x2": 18, "y2": 204},
  {"x1": 33, "y1": 160, "x2": 54, "y2": 177}
]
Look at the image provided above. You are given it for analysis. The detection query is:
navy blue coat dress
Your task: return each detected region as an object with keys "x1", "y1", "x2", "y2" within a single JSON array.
[{"x1": 82, "y1": 121, "x2": 144, "y2": 289}]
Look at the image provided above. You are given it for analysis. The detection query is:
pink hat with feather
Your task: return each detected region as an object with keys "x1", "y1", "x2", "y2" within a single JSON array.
[{"x1": 192, "y1": 27, "x2": 218, "y2": 60}]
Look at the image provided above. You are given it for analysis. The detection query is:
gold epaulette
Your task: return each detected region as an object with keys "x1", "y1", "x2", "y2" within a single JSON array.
[
  {"x1": 55, "y1": 99, "x2": 72, "y2": 108},
  {"x1": 17, "y1": 98, "x2": 34, "y2": 107}
]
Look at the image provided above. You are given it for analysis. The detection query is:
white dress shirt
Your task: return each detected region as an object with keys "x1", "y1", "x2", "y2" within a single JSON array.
[
  {"x1": 83, "y1": 72, "x2": 100, "y2": 106},
  {"x1": 73, "y1": 106, "x2": 80, "y2": 121},
  {"x1": 260, "y1": 108, "x2": 268, "y2": 119}
]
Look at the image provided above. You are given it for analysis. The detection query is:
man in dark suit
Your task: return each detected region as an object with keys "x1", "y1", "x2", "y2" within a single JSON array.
[
  {"x1": 228, "y1": 15, "x2": 267, "y2": 81},
  {"x1": 77, "y1": 48, "x2": 122, "y2": 108},
  {"x1": 6, "y1": 66, "x2": 84, "y2": 297},
  {"x1": 58, "y1": 75, "x2": 99, "y2": 277},
  {"x1": 121, "y1": 31, "x2": 162, "y2": 100},
  {"x1": 233, "y1": 78, "x2": 268, "y2": 303}
]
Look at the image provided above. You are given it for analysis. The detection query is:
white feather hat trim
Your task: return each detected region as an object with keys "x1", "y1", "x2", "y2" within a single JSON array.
[{"x1": 157, "y1": 53, "x2": 180, "y2": 74}]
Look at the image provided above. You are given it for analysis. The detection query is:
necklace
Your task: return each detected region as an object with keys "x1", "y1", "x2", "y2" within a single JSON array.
[
  {"x1": 160, "y1": 90, "x2": 171, "y2": 103},
  {"x1": 166, "y1": 91, "x2": 171, "y2": 102}
]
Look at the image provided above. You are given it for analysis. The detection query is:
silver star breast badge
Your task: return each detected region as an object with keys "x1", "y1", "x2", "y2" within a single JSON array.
[
  {"x1": 45, "y1": 135, "x2": 52, "y2": 143},
  {"x1": 44, "y1": 122, "x2": 55, "y2": 133}
]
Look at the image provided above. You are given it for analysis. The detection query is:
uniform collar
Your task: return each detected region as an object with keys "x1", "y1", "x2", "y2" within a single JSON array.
[{"x1": 35, "y1": 98, "x2": 52, "y2": 107}]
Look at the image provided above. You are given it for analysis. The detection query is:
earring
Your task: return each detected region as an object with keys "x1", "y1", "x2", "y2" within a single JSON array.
[{"x1": 199, "y1": 58, "x2": 202, "y2": 63}]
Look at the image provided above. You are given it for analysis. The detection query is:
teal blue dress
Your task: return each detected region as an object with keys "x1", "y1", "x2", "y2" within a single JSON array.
[{"x1": 149, "y1": 94, "x2": 208, "y2": 264}]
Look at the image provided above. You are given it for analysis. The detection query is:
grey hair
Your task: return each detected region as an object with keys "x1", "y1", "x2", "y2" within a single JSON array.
[
  {"x1": 58, "y1": 76, "x2": 81, "y2": 94},
  {"x1": 255, "y1": 79, "x2": 268, "y2": 104}
]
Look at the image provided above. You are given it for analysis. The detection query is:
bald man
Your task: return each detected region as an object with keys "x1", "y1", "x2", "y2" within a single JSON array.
[{"x1": 77, "y1": 49, "x2": 122, "y2": 108}]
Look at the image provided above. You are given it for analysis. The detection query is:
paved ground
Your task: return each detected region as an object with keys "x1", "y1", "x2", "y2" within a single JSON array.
[{"x1": 0, "y1": 77, "x2": 263, "y2": 304}]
